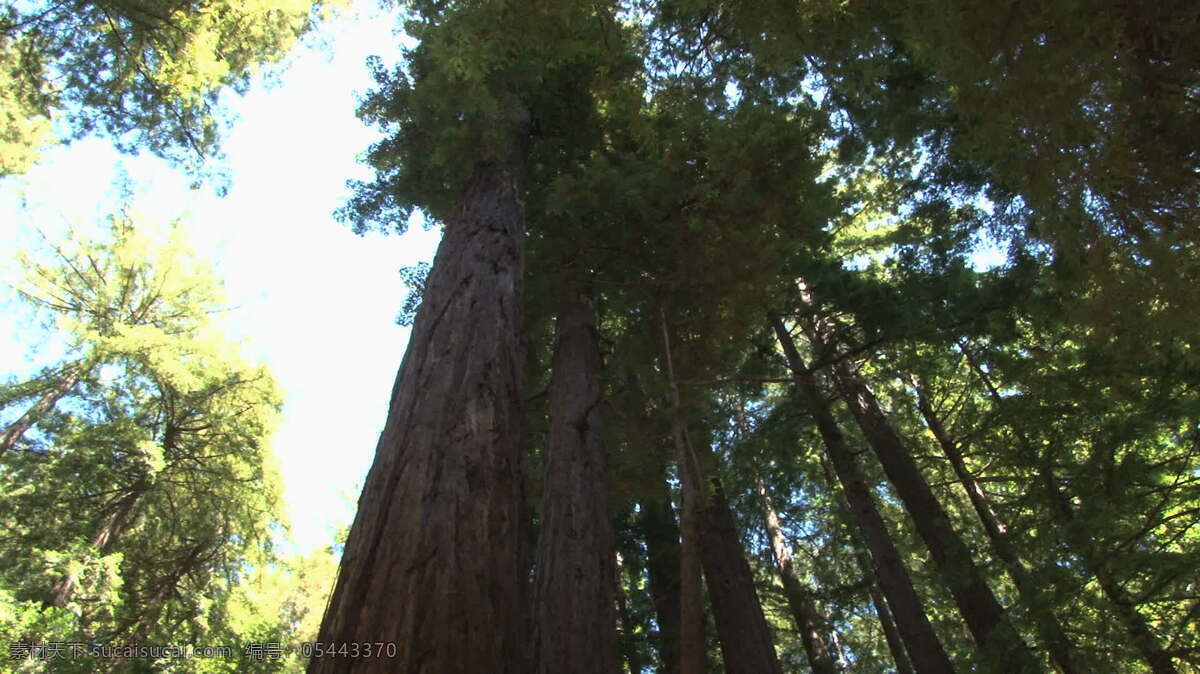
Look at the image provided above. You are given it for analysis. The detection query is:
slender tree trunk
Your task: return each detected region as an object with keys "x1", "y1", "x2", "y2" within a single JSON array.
[
  {"x1": 830, "y1": 630, "x2": 848, "y2": 669},
  {"x1": 963, "y1": 347, "x2": 1179, "y2": 674},
  {"x1": 769, "y1": 311, "x2": 956, "y2": 674},
  {"x1": 1084, "y1": 567, "x2": 1179, "y2": 674},
  {"x1": 818, "y1": 454, "x2": 917, "y2": 674},
  {"x1": 1, "y1": 360, "x2": 86, "y2": 455},
  {"x1": 312, "y1": 152, "x2": 528, "y2": 674},
  {"x1": 754, "y1": 473, "x2": 838, "y2": 674},
  {"x1": 660, "y1": 310, "x2": 706, "y2": 674},
  {"x1": 618, "y1": 378, "x2": 681, "y2": 674},
  {"x1": 913, "y1": 379, "x2": 1082, "y2": 674},
  {"x1": 1042, "y1": 472, "x2": 1178, "y2": 674},
  {"x1": 532, "y1": 292, "x2": 620, "y2": 674},
  {"x1": 639, "y1": 475, "x2": 683, "y2": 674},
  {"x1": 807, "y1": 316, "x2": 1036, "y2": 671},
  {"x1": 864, "y1": 564, "x2": 915, "y2": 674},
  {"x1": 692, "y1": 450, "x2": 783, "y2": 674},
  {"x1": 662, "y1": 321, "x2": 781, "y2": 673},
  {"x1": 46, "y1": 482, "x2": 142, "y2": 608}
]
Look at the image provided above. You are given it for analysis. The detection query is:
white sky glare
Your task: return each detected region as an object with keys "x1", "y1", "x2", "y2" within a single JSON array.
[{"x1": 0, "y1": 5, "x2": 438, "y2": 553}]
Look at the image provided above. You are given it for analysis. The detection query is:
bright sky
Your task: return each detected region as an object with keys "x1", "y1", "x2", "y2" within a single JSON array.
[{"x1": 0, "y1": 5, "x2": 439, "y2": 553}]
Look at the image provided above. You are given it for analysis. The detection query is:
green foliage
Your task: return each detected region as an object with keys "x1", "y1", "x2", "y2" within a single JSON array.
[
  {"x1": 0, "y1": 216, "x2": 328, "y2": 672},
  {"x1": 395, "y1": 261, "x2": 430, "y2": 327},
  {"x1": 0, "y1": 33, "x2": 54, "y2": 174},
  {"x1": 13, "y1": 0, "x2": 1183, "y2": 670},
  {"x1": 203, "y1": 545, "x2": 339, "y2": 673},
  {"x1": 0, "y1": 0, "x2": 337, "y2": 176},
  {"x1": 545, "y1": 4, "x2": 1199, "y2": 667},
  {"x1": 341, "y1": 0, "x2": 636, "y2": 231}
]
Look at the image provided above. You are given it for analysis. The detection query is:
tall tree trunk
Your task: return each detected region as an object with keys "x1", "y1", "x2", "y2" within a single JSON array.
[
  {"x1": 819, "y1": 454, "x2": 917, "y2": 674},
  {"x1": 805, "y1": 314, "x2": 1037, "y2": 671},
  {"x1": 620, "y1": 375, "x2": 683, "y2": 674},
  {"x1": 670, "y1": 427, "x2": 705, "y2": 674},
  {"x1": 312, "y1": 153, "x2": 528, "y2": 674},
  {"x1": 1039, "y1": 447, "x2": 1176, "y2": 674},
  {"x1": 913, "y1": 378, "x2": 1082, "y2": 674},
  {"x1": 662, "y1": 320, "x2": 781, "y2": 674},
  {"x1": 639, "y1": 474, "x2": 683, "y2": 674},
  {"x1": 692, "y1": 449, "x2": 782, "y2": 674},
  {"x1": 1, "y1": 360, "x2": 86, "y2": 455},
  {"x1": 863, "y1": 560, "x2": 915, "y2": 674},
  {"x1": 532, "y1": 292, "x2": 620, "y2": 674},
  {"x1": 963, "y1": 347, "x2": 1179, "y2": 674},
  {"x1": 660, "y1": 309, "x2": 706, "y2": 674},
  {"x1": 769, "y1": 311, "x2": 956, "y2": 674},
  {"x1": 46, "y1": 481, "x2": 142, "y2": 608},
  {"x1": 753, "y1": 473, "x2": 838, "y2": 674}
]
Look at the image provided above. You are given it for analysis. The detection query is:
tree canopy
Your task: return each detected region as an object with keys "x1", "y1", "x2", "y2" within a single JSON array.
[
  {"x1": 3, "y1": 0, "x2": 1198, "y2": 671},
  {"x1": 0, "y1": 216, "x2": 336, "y2": 673},
  {"x1": 329, "y1": 1, "x2": 1199, "y2": 671},
  {"x1": 0, "y1": 0, "x2": 338, "y2": 176}
]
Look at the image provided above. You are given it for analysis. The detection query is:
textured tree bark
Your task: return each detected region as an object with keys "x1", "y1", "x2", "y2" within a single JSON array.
[
  {"x1": 639, "y1": 473, "x2": 683, "y2": 674},
  {"x1": 311, "y1": 155, "x2": 528, "y2": 674},
  {"x1": 0, "y1": 360, "x2": 86, "y2": 455},
  {"x1": 819, "y1": 455, "x2": 917, "y2": 674},
  {"x1": 660, "y1": 310, "x2": 706, "y2": 674},
  {"x1": 769, "y1": 311, "x2": 956, "y2": 674},
  {"x1": 693, "y1": 458, "x2": 783, "y2": 674},
  {"x1": 672, "y1": 430, "x2": 705, "y2": 674},
  {"x1": 811, "y1": 319, "x2": 1037, "y2": 671},
  {"x1": 531, "y1": 292, "x2": 620, "y2": 674},
  {"x1": 753, "y1": 473, "x2": 837, "y2": 674},
  {"x1": 914, "y1": 379, "x2": 1082, "y2": 674}
]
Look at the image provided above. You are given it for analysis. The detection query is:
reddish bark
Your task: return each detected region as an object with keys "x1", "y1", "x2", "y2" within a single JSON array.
[
  {"x1": 660, "y1": 310, "x2": 707, "y2": 674},
  {"x1": 694, "y1": 464, "x2": 783, "y2": 674},
  {"x1": 805, "y1": 311, "x2": 1036, "y2": 670},
  {"x1": 755, "y1": 474, "x2": 837, "y2": 674},
  {"x1": 312, "y1": 156, "x2": 528, "y2": 674},
  {"x1": 769, "y1": 311, "x2": 956, "y2": 674},
  {"x1": 914, "y1": 379, "x2": 1082, "y2": 674},
  {"x1": 531, "y1": 293, "x2": 620, "y2": 674}
]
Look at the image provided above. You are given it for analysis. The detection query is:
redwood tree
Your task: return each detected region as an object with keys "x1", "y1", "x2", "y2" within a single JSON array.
[
  {"x1": 769, "y1": 311, "x2": 956, "y2": 674},
  {"x1": 312, "y1": 150, "x2": 530, "y2": 673},
  {"x1": 531, "y1": 292, "x2": 620, "y2": 674},
  {"x1": 312, "y1": 2, "x2": 624, "y2": 671}
]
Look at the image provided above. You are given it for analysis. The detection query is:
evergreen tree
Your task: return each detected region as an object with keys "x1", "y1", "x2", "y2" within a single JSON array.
[
  {"x1": 0, "y1": 0, "x2": 336, "y2": 175},
  {"x1": 0, "y1": 216, "x2": 290, "y2": 672},
  {"x1": 7, "y1": 1, "x2": 1172, "y2": 671},
  {"x1": 320, "y1": 4, "x2": 1199, "y2": 670},
  {"x1": 314, "y1": 2, "x2": 631, "y2": 671}
]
